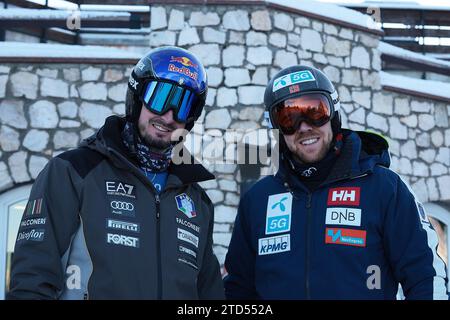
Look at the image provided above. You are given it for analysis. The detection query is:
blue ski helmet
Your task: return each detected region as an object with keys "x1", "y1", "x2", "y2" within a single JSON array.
[{"x1": 126, "y1": 46, "x2": 207, "y2": 131}]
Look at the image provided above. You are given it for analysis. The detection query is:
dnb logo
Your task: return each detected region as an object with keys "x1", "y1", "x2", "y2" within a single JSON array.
[
  {"x1": 265, "y1": 192, "x2": 292, "y2": 235},
  {"x1": 325, "y1": 228, "x2": 366, "y2": 247},
  {"x1": 327, "y1": 187, "x2": 360, "y2": 206},
  {"x1": 175, "y1": 193, "x2": 197, "y2": 218}
]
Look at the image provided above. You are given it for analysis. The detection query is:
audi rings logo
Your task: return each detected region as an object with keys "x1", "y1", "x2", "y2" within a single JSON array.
[{"x1": 110, "y1": 201, "x2": 134, "y2": 211}]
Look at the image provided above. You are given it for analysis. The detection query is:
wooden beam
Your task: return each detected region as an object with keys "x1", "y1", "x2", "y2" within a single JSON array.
[
  {"x1": 381, "y1": 54, "x2": 450, "y2": 76},
  {"x1": 383, "y1": 85, "x2": 450, "y2": 103}
]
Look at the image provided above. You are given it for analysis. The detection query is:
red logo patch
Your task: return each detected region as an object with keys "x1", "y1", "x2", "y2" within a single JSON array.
[
  {"x1": 289, "y1": 84, "x2": 300, "y2": 93},
  {"x1": 327, "y1": 187, "x2": 360, "y2": 206},
  {"x1": 325, "y1": 228, "x2": 366, "y2": 247}
]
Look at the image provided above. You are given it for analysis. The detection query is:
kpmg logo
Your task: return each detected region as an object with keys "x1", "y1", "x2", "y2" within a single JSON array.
[{"x1": 258, "y1": 234, "x2": 291, "y2": 255}]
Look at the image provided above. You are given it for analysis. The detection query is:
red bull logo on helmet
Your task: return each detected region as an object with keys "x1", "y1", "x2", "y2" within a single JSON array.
[
  {"x1": 170, "y1": 56, "x2": 198, "y2": 69},
  {"x1": 168, "y1": 64, "x2": 199, "y2": 81}
]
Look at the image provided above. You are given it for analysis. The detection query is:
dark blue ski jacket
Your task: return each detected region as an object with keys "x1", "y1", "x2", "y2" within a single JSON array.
[{"x1": 224, "y1": 130, "x2": 448, "y2": 300}]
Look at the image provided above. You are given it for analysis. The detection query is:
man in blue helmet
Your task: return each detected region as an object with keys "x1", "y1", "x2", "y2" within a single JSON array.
[
  {"x1": 224, "y1": 65, "x2": 449, "y2": 300},
  {"x1": 8, "y1": 47, "x2": 224, "y2": 300}
]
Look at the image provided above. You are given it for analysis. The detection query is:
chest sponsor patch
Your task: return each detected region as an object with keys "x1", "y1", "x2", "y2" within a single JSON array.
[
  {"x1": 24, "y1": 198, "x2": 43, "y2": 216},
  {"x1": 17, "y1": 229, "x2": 45, "y2": 242},
  {"x1": 327, "y1": 187, "x2": 360, "y2": 206},
  {"x1": 20, "y1": 217, "x2": 47, "y2": 228},
  {"x1": 110, "y1": 200, "x2": 135, "y2": 217},
  {"x1": 105, "y1": 181, "x2": 136, "y2": 199},
  {"x1": 176, "y1": 217, "x2": 200, "y2": 234},
  {"x1": 325, "y1": 228, "x2": 366, "y2": 247},
  {"x1": 325, "y1": 208, "x2": 361, "y2": 226},
  {"x1": 107, "y1": 219, "x2": 140, "y2": 233},
  {"x1": 177, "y1": 228, "x2": 199, "y2": 248},
  {"x1": 106, "y1": 233, "x2": 139, "y2": 248},
  {"x1": 258, "y1": 234, "x2": 291, "y2": 255},
  {"x1": 178, "y1": 244, "x2": 197, "y2": 259},
  {"x1": 175, "y1": 193, "x2": 197, "y2": 218},
  {"x1": 265, "y1": 192, "x2": 292, "y2": 235}
]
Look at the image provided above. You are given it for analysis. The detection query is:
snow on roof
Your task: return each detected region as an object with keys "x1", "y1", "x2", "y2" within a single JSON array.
[
  {"x1": 327, "y1": 1, "x2": 450, "y2": 11},
  {"x1": 0, "y1": 8, "x2": 130, "y2": 20},
  {"x1": 267, "y1": 0, "x2": 382, "y2": 32},
  {"x1": 380, "y1": 71, "x2": 450, "y2": 101},
  {"x1": 80, "y1": 5, "x2": 150, "y2": 12},
  {"x1": 0, "y1": 42, "x2": 141, "y2": 60},
  {"x1": 379, "y1": 41, "x2": 450, "y2": 68}
]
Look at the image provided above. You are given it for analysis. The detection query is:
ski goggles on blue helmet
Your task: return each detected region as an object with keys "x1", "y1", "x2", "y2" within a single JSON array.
[{"x1": 140, "y1": 79, "x2": 199, "y2": 124}]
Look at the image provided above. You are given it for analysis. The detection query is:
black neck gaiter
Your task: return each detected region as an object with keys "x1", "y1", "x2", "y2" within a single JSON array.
[{"x1": 284, "y1": 133, "x2": 343, "y2": 192}]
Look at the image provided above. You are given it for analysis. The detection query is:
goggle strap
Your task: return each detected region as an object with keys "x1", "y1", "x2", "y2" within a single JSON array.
[{"x1": 330, "y1": 90, "x2": 340, "y2": 111}]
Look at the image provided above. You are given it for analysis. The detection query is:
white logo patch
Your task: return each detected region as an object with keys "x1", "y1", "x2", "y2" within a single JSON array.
[
  {"x1": 177, "y1": 228, "x2": 199, "y2": 248},
  {"x1": 265, "y1": 192, "x2": 292, "y2": 235},
  {"x1": 107, "y1": 233, "x2": 139, "y2": 248},
  {"x1": 272, "y1": 70, "x2": 316, "y2": 92},
  {"x1": 258, "y1": 234, "x2": 291, "y2": 255},
  {"x1": 325, "y1": 208, "x2": 362, "y2": 226}
]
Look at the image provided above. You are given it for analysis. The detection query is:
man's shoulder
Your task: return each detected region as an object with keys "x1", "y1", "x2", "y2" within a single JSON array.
[
  {"x1": 241, "y1": 175, "x2": 282, "y2": 202},
  {"x1": 55, "y1": 146, "x2": 105, "y2": 179}
]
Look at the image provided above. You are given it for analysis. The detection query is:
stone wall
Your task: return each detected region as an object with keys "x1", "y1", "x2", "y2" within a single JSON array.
[
  {"x1": 0, "y1": 64, "x2": 131, "y2": 189},
  {"x1": 1, "y1": 3, "x2": 449, "y2": 265}
]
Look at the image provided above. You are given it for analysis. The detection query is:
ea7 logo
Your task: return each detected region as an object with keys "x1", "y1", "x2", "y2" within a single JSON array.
[
  {"x1": 327, "y1": 187, "x2": 360, "y2": 206},
  {"x1": 106, "y1": 181, "x2": 136, "y2": 199}
]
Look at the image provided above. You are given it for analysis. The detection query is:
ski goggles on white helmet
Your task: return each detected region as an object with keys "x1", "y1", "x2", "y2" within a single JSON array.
[{"x1": 140, "y1": 79, "x2": 199, "y2": 124}]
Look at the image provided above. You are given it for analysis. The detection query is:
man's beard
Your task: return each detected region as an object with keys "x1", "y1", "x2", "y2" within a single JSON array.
[
  {"x1": 138, "y1": 119, "x2": 176, "y2": 153},
  {"x1": 293, "y1": 139, "x2": 332, "y2": 164},
  {"x1": 141, "y1": 133, "x2": 172, "y2": 152}
]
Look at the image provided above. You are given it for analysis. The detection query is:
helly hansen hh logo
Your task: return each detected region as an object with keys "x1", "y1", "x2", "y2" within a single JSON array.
[
  {"x1": 258, "y1": 234, "x2": 291, "y2": 255},
  {"x1": 327, "y1": 187, "x2": 360, "y2": 206}
]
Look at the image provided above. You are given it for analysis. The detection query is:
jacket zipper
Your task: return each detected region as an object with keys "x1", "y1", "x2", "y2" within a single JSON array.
[
  {"x1": 155, "y1": 193, "x2": 162, "y2": 300},
  {"x1": 305, "y1": 193, "x2": 312, "y2": 300}
]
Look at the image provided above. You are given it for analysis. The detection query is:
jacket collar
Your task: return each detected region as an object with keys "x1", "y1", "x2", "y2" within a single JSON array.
[
  {"x1": 81, "y1": 115, "x2": 215, "y2": 186},
  {"x1": 276, "y1": 129, "x2": 390, "y2": 190}
]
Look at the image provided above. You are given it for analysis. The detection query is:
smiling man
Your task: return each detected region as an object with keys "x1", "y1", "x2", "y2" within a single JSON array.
[
  {"x1": 8, "y1": 47, "x2": 224, "y2": 300},
  {"x1": 224, "y1": 65, "x2": 449, "y2": 300}
]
